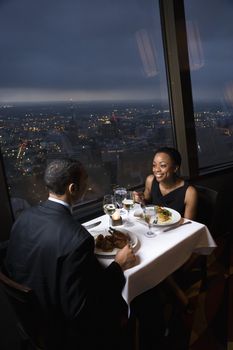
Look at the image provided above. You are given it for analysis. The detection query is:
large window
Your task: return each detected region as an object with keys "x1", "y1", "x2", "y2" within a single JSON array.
[
  {"x1": 185, "y1": 0, "x2": 233, "y2": 171},
  {"x1": 0, "y1": 0, "x2": 173, "y2": 211}
]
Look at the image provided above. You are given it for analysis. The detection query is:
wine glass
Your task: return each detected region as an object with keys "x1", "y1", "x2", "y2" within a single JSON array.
[
  {"x1": 103, "y1": 195, "x2": 116, "y2": 229},
  {"x1": 122, "y1": 191, "x2": 134, "y2": 224},
  {"x1": 144, "y1": 206, "x2": 158, "y2": 238},
  {"x1": 114, "y1": 187, "x2": 127, "y2": 214}
]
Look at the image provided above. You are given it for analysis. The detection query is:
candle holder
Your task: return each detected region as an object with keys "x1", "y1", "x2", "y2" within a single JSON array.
[
  {"x1": 111, "y1": 209, "x2": 123, "y2": 226},
  {"x1": 111, "y1": 216, "x2": 123, "y2": 226}
]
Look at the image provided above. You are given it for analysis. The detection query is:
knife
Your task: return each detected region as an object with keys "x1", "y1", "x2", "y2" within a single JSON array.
[
  {"x1": 163, "y1": 221, "x2": 192, "y2": 232},
  {"x1": 84, "y1": 221, "x2": 102, "y2": 230}
]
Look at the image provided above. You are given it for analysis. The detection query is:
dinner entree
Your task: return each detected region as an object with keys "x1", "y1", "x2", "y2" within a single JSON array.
[
  {"x1": 134, "y1": 205, "x2": 172, "y2": 224},
  {"x1": 95, "y1": 228, "x2": 130, "y2": 252},
  {"x1": 155, "y1": 206, "x2": 172, "y2": 223}
]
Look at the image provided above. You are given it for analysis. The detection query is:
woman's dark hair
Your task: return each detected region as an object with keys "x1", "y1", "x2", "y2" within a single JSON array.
[
  {"x1": 154, "y1": 147, "x2": 182, "y2": 167},
  {"x1": 44, "y1": 158, "x2": 86, "y2": 195}
]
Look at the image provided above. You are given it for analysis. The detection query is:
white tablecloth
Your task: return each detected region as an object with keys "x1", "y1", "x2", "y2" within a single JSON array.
[{"x1": 84, "y1": 210, "x2": 216, "y2": 306}]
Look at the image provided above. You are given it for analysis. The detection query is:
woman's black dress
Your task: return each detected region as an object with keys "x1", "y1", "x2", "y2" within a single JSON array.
[{"x1": 150, "y1": 178, "x2": 189, "y2": 216}]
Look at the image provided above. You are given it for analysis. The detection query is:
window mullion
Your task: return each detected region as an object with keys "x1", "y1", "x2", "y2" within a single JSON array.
[
  {"x1": 0, "y1": 150, "x2": 14, "y2": 241},
  {"x1": 159, "y1": 0, "x2": 198, "y2": 179}
]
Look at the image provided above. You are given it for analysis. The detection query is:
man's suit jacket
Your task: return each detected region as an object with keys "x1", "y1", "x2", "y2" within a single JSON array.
[{"x1": 5, "y1": 200, "x2": 126, "y2": 348}]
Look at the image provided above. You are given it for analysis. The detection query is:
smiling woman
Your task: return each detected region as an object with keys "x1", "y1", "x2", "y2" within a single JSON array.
[{"x1": 134, "y1": 147, "x2": 198, "y2": 219}]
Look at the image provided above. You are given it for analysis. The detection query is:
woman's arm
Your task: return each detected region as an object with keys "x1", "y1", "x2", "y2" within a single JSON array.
[
  {"x1": 184, "y1": 185, "x2": 198, "y2": 220},
  {"x1": 133, "y1": 175, "x2": 154, "y2": 204},
  {"x1": 143, "y1": 175, "x2": 154, "y2": 203}
]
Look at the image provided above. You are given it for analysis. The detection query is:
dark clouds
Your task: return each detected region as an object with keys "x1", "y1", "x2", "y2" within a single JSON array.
[
  {"x1": 0, "y1": 0, "x2": 232, "y2": 103},
  {"x1": 0, "y1": 0, "x2": 165, "y2": 98},
  {"x1": 184, "y1": 0, "x2": 233, "y2": 102}
]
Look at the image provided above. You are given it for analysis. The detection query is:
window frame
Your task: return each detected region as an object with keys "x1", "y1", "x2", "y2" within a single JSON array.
[
  {"x1": 0, "y1": 151, "x2": 14, "y2": 241},
  {"x1": 159, "y1": 0, "x2": 199, "y2": 179},
  {"x1": 161, "y1": 0, "x2": 233, "y2": 177}
]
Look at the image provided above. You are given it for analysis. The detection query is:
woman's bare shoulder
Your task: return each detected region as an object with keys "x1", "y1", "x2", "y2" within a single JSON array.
[
  {"x1": 185, "y1": 185, "x2": 198, "y2": 200},
  {"x1": 187, "y1": 185, "x2": 198, "y2": 194},
  {"x1": 145, "y1": 174, "x2": 154, "y2": 184}
]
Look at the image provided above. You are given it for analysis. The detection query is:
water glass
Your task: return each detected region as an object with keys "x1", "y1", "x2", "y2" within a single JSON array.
[
  {"x1": 144, "y1": 206, "x2": 157, "y2": 238},
  {"x1": 122, "y1": 191, "x2": 134, "y2": 224},
  {"x1": 114, "y1": 187, "x2": 127, "y2": 212}
]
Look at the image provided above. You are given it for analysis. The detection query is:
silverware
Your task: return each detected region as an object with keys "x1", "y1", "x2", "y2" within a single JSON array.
[
  {"x1": 84, "y1": 221, "x2": 102, "y2": 230},
  {"x1": 163, "y1": 221, "x2": 192, "y2": 232}
]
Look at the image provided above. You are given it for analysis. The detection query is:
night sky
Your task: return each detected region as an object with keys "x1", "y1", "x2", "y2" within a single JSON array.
[{"x1": 0, "y1": 0, "x2": 232, "y2": 104}]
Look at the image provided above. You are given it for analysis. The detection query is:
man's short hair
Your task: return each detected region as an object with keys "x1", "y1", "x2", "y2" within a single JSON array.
[{"x1": 44, "y1": 159, "x2": 86, "y2": 195}]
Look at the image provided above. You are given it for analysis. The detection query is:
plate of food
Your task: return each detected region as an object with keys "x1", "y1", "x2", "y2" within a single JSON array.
[
  {"x1": 154, "y1": 206, "x2": 181, "y2": 226},
  {"x1": 134, "y1": 206, "x2": 181, "y2": 226},
  {"x1": 91, "y1": 227, "x2": 138, "y2": 257}
]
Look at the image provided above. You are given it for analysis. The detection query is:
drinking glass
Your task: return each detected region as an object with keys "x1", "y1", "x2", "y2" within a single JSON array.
[
  {"x1": 114, "y1": 187, "x2": 127, "y2": 213},
  {"x1": 122, "y1": 191, "x2": 134, "y2": 224},
  {"x1": 103, "y1": 195, "x2": 116, "y2": 229},
  {"x1": 144, "y1": 206, "x2": 158, "y2": 238}
]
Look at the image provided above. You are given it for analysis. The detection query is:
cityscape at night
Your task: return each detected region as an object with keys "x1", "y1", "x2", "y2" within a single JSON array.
[{"x1": 1, "y1": 100, "x2": 233, "y2": 206}]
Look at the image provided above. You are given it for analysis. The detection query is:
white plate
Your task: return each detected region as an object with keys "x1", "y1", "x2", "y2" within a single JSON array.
[
  {"x1": 155, "y1": 207, "x2": 181, "y2": 226},
  {"x1": 91, "y1": 228, "x2": 138, "y2": 257},
  {"x1": 135, "y1": 207, "x2": 181, "y2": 227}
]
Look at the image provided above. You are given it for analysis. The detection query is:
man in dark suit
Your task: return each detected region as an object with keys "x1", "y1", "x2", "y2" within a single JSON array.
[{"x1": 5, "y1": 159, "x2": 136, "y2": 349}]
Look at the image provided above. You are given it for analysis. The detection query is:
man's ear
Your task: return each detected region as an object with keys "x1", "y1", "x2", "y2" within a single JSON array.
[{"x1": 68, "y1": 183, "x2": 78, "y2": 195}]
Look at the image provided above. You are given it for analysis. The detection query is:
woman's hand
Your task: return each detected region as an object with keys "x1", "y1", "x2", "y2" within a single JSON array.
[{"x1": 133, "y1": 191, "x2": 145, "y2": 205}]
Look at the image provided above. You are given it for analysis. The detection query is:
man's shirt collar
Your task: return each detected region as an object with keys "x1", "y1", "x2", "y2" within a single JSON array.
[{"x1": 48, "y1": 197, "x2": 70, "y2": 209}]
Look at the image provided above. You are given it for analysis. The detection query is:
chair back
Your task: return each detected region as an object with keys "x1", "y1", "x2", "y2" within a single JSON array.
[
  {"x1": 211, "y1": 185, "x2": 233, "y2": 239},
  {"x1": 195, "y1": 185, "x2": 218, "y2": 230},
  {"x1": 0, "y1": 268, "x2": 46, "y2": 349}
]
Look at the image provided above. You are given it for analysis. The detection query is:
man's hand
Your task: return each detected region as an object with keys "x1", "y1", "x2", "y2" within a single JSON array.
[{"x1": 115, "y1": 244, "x2": 136, "y2": 270}]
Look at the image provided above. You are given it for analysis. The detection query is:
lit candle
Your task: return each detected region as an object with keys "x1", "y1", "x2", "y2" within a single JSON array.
[
  {"x1": 111, "y1": 209, "x2": 122, "y2": 226},
  {"x1": 112, "y1": 209, "x2": 121, "y2": 220}
]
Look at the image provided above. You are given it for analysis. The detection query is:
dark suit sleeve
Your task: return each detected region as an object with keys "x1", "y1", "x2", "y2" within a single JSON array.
[
  {"x1": 0, "y1": 240, "x2": 9, "y2": 263},
  {"x1": 58, "y1": 235, "x2": 125, "y2": 322}
]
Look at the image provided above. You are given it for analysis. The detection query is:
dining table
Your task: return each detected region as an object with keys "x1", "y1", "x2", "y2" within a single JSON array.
[{"x1": 83, "y1": 206, "x2": 217, "y2": 310}]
